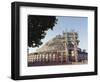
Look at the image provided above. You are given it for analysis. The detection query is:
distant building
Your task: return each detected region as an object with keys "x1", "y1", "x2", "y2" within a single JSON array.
[{"x1": 28, "y1": 31, "x2": 88, "y2": 66}]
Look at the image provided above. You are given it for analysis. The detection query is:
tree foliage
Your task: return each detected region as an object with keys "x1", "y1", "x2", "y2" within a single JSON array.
[{"x1": 28, "y1": 15, "x2": 57, "y2": 47}]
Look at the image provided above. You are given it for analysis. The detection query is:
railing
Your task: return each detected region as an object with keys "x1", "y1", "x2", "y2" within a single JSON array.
[
  {"x1": 28, "y1": 51, "x2": 88, "y2": 66},
  {"x1": 28, "y1": 51, "x2": 68, "y2": 66}
]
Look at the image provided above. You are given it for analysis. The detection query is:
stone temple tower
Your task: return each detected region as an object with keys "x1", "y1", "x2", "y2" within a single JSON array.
[
  {"x1": 62, "y1": 31, "x2": 69, "y2": 62},
  {"x1": 67, "y1": 31, "x2": 79, "y2": 62}
]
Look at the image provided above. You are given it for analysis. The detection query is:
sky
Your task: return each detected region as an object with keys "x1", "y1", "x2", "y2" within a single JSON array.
[{"x1": 29, "y1": 16, "x2": 88, "y2": 53}]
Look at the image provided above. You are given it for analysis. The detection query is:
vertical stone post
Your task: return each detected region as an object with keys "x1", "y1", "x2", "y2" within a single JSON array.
[
  {"x1": 63, "y1": 31, "x2": 69, "y2": 63},
  {"x1": 73, "y1": 32, "x2": 78, "y2": 62},
  {"x1": 61, "y1": 52, "x2": 63, "y2": 64}
]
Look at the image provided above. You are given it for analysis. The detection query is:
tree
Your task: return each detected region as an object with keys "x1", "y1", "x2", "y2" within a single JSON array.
[{"x1": 28, "y1": 15, "x2": 57, "y2": 47}]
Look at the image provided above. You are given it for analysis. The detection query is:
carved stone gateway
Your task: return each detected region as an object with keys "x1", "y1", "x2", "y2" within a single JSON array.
[{"x1": 28, "y1": 31, "x2": 83, "y2": 66}]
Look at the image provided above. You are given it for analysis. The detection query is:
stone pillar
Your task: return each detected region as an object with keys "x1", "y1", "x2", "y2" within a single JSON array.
[
  {"x1": 55, "y1": 52, "x2": 57, "y2": 63},
  {"x1": 49, "y1": 52, "x2": 51, "y2": 63},
  {"x1": 44, "y1": 53, "x2": 46, "y2": 62},
  {"x1": 32, "y1": 55, "x2": 34, "y2": 63},
  {"x1": 57, "y1": 52, "x2": 59, "y2": 63},
  {"x1": 53, "y1": 53, "x2": 55, "y2": 63},
  {"x1": 36, "y1": 54, "x2": 38, "y2": 62},
  {"x1": 73, "y1": 32, "x2": 78, "y2": 62},
  {"x1": 42, "y1": 53, "x2": 44, "y2": 62},
  {"x1": 39, "y1": 53, "x2": 41, "y2": 62},
  {"x1": 61, "y1": 52, "x2": 63, "y2": 64},
  {"x1": 34, "y1": 54, "x2": 36, "y2": 62},
  {"x1": 47, "y1": 52, "x2": 49, "y2": 63}
]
